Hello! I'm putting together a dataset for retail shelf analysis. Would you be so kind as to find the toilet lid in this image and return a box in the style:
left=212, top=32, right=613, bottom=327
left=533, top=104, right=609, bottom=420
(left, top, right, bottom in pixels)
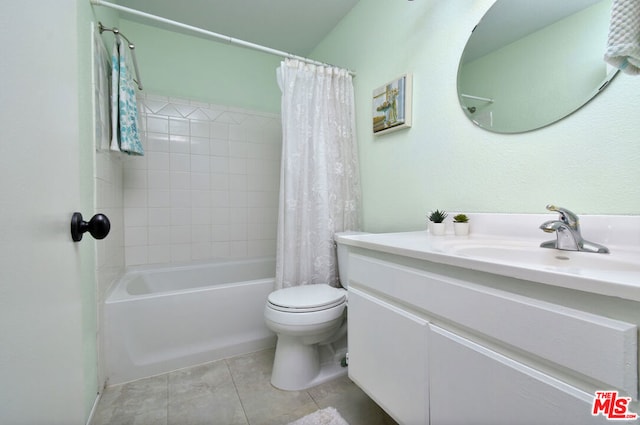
left=268, top=285, right=346, bottom=312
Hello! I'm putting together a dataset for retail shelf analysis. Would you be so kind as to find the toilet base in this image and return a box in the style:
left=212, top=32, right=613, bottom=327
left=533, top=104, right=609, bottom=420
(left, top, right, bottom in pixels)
left=270, top=334, right=348, bottom=391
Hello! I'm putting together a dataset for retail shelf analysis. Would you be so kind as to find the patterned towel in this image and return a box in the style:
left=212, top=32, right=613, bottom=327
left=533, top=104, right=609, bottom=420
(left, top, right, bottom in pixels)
left=604, top=0, right=640, bottom=75
left=110, top=34, right=144, bottom=155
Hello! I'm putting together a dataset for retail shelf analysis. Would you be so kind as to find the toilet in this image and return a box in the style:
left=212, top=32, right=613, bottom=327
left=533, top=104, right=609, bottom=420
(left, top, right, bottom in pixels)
left=264, top=232, right=359, bottom=391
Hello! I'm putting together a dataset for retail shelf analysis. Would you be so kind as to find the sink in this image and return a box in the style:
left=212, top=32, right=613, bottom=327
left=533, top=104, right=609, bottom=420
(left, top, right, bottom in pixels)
left=336, top=222, right=640, bottom=301
left=450, top=242, right=640, bottom=273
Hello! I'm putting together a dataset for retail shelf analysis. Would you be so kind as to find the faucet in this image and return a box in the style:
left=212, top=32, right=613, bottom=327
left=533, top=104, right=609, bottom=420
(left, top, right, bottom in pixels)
left=539, top=205, right=609, bottom=253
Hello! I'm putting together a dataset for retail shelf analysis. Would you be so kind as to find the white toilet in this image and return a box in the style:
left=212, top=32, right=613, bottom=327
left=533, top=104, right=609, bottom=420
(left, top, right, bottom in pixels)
left=264, top=232, right=358, bottom=391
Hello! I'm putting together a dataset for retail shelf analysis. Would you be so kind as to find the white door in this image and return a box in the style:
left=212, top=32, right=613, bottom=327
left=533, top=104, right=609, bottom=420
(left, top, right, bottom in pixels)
left=0, top=1, right=96, bottom=424
left=428, top=325, right=616, bottom=425
left=348, top=287, right=429, bottom=425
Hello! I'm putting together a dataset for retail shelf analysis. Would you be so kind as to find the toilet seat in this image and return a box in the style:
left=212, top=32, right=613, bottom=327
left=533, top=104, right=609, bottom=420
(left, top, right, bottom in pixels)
left=267, top=285, right=346, bottom=313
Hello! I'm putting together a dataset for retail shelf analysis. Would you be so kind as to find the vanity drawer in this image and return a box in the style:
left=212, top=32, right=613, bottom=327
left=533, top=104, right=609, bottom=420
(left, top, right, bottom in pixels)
left=348, top=253, right=638, bottom=397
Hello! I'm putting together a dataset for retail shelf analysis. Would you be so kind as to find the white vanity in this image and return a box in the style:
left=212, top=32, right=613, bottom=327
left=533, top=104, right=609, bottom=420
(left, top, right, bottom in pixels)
left=337, top=213, right=640, bottom=425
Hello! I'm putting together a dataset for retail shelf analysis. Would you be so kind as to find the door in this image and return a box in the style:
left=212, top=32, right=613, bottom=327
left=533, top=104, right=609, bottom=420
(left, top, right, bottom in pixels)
left=429, top=325, right=614, bottom=425
left=348, top=287, right=429, bottom=425
left=0, top=1, right=97, bottom=424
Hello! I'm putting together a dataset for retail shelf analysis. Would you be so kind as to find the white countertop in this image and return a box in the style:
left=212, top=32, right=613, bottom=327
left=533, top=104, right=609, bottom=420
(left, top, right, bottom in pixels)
left=336, top=213, right=640, bottom=302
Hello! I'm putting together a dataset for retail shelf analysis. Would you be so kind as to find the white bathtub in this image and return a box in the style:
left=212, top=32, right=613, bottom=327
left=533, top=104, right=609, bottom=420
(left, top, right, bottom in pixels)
left=103, top=257, right=276, bottom=385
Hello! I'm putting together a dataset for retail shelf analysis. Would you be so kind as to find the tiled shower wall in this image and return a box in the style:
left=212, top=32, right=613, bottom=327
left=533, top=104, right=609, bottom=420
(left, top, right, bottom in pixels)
left=123, top=94, right=282, bottom=266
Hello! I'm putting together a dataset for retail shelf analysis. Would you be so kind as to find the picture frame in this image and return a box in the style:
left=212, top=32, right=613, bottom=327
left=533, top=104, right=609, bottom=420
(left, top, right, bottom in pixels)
left=372, top=73, right=413, bottom=135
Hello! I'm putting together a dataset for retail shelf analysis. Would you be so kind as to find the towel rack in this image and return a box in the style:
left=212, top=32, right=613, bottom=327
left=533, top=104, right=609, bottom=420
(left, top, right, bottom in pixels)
left=460, top=93, right=493, bottom=103
left=98, top=22, right=143, bottom=90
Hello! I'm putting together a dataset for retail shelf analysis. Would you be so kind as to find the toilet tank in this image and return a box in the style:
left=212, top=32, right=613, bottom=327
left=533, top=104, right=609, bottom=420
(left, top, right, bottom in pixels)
left=335, top=231, right=368, bottom=288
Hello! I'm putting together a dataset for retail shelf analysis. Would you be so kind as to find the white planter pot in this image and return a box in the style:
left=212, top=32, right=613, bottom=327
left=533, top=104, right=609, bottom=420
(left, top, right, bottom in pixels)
left=453, top=222, right=470, bottom=236
left=429, top=222, right=446, bottom=236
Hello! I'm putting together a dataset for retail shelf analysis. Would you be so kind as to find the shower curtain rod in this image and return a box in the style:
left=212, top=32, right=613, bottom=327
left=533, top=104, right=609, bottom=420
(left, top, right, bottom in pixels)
left=90, top=0, right=356, bottom=76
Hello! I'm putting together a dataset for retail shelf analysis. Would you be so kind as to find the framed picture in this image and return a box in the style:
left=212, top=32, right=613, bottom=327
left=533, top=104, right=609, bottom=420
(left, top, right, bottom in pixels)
left=372, top=73, right=412, bottom=135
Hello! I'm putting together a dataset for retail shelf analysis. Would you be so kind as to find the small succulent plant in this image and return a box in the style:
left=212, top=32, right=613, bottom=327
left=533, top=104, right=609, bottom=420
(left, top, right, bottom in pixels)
left=428, top=209, right=448, bottom=223
left=453, top=213, right=469, bottom=223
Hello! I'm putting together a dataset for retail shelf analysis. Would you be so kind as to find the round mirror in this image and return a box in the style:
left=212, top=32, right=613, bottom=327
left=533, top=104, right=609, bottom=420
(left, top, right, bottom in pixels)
left=457, top=0, right=618, bottom=134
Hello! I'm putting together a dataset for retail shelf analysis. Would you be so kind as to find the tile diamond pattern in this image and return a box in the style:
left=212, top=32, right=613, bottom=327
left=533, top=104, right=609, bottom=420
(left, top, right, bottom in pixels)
left=124, top=94, right=282, bottom=266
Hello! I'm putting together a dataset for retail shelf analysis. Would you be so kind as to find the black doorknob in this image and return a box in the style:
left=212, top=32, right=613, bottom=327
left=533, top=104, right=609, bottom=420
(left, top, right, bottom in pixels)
left=71, top=212, right=111, bottom=242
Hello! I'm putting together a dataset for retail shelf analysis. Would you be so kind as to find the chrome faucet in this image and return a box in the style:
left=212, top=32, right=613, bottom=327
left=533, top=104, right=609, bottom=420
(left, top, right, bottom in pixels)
left=539, top=205, right=609, bottom=253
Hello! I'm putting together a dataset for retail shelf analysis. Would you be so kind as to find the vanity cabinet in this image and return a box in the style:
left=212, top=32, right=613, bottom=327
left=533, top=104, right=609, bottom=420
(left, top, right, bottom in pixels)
left=346, top=252, right=638, bottom=425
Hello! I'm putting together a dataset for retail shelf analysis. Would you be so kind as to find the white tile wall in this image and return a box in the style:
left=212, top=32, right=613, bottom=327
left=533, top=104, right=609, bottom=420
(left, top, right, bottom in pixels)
left=123, top=94, right=282, bottom=266
left=95, top=152, right=125, bottom=295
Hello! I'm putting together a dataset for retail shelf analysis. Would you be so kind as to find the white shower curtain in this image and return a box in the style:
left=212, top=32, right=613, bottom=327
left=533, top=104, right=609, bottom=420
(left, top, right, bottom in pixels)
left=275, top=59, right=361, bottom=289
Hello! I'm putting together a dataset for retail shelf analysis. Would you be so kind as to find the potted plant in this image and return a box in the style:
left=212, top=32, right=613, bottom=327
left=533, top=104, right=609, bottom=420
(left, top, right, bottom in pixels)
left=427, top=209, right=448, bottom=236
left=453, top=213, right=470, bottom=236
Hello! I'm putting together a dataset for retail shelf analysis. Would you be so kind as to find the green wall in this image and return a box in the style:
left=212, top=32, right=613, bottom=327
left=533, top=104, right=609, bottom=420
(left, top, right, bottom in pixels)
left=119, top=19, right=282, bottom=113
left=311, top=0, right=640, bottom=232
left=80, top=1, right=115, bottom=419
left=102, top=1, right=640, bottom=234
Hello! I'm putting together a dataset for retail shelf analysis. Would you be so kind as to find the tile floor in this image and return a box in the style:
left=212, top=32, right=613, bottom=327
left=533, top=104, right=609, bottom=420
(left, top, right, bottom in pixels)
left=91, top=348, right=398, bottom=425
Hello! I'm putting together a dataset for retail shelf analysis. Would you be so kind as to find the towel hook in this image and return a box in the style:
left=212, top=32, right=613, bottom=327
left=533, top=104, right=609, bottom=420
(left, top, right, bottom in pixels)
left=98, top=22, right=135, bottom=49
left=97, top=21, right=143, bottom=90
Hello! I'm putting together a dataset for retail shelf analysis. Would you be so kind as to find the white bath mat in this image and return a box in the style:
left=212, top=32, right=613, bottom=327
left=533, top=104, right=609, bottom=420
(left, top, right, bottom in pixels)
left=287, top=407, right=350, bottom=425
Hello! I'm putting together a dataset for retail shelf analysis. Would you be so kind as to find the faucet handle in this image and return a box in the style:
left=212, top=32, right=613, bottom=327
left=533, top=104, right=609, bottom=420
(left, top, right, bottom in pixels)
left=546, top=204, right=580, bottom=229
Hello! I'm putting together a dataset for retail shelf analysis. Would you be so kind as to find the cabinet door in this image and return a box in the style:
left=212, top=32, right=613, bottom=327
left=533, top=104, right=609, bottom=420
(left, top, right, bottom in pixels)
left=348, top=287, right=429, bottom=425
left=429, top=325, right=615, bottom=425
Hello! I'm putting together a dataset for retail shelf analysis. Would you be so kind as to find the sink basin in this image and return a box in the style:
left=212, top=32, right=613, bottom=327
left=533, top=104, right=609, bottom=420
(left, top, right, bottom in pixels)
left=450, top=243, right=640, bottom=273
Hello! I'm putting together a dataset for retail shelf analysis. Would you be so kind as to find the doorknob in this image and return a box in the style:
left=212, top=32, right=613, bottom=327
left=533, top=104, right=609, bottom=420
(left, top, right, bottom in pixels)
left=70, top=212, right=111, bottom=242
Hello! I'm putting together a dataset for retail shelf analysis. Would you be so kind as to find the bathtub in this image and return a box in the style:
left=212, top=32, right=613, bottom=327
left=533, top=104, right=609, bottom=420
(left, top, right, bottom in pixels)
left=103, top=257, right=276, bottom=385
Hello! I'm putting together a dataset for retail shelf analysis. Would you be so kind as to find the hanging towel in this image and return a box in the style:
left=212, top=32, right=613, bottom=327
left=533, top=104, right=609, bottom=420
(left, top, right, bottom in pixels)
left=604, top=0, right=640, bottom=75
left=93, top=27, right=111, bottom=151
left=110, top=34, right=144, bottom=155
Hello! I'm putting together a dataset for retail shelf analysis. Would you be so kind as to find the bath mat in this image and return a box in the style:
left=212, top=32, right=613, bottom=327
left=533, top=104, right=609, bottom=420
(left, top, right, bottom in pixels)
left=287, top=407, right=350, bottom=425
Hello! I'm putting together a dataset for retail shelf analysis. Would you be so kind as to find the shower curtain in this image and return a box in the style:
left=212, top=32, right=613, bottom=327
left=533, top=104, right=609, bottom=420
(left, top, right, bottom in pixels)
left=275, top=59, right=361, bottom=289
